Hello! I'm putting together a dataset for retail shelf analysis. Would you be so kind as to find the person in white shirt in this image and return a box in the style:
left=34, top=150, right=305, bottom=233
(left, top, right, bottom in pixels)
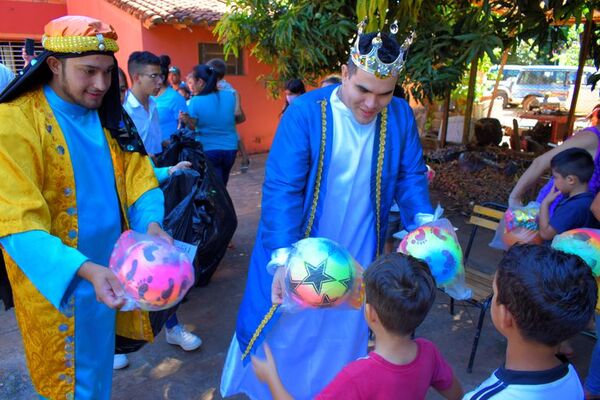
left=123, top=51, right=163, bottom=155
left=115, top=66, right=201, bottom=371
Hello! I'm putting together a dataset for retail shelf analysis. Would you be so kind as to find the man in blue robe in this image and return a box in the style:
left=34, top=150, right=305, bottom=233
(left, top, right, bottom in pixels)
left=221, top=28, right=434, bottom=399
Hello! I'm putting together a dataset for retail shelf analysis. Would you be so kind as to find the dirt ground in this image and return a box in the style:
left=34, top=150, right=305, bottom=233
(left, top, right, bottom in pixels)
left=0, top=153, right=595, bottom=400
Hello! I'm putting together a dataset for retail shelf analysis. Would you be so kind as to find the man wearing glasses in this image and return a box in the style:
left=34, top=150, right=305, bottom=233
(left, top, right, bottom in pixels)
left=124, top=51, right=163, bottom=155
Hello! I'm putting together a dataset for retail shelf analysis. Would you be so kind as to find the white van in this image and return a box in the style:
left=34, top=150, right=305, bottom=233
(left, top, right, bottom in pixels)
left=510, top=65, right=598, bottom=112
left=484, top=65, right=523, bottom=108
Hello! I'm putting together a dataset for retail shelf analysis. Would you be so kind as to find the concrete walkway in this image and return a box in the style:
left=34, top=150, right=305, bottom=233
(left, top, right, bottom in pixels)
left=0, top=153, right=595, bottom=399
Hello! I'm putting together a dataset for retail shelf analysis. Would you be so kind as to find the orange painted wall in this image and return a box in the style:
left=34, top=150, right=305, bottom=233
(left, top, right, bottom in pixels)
left=0, top=1, right=67, bottom=39
left=8, top=0, right=282, bottom=153
left=66, top=0, right=143, bottom=76
left=140, top=25, right=281, bottom=153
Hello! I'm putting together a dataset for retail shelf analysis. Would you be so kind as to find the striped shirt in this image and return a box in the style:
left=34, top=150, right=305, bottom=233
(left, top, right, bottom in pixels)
left=464, top=363, right=582, bottom=400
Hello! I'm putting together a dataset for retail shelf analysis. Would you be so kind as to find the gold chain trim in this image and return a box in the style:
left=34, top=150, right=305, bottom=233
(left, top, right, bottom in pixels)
left=375, top=109, right=387, bottom=257
left=241, top=303, right=279, bottom=361
left=304, top=99, right=328, bottom=238
left=242, top=99, right=329, bottom=361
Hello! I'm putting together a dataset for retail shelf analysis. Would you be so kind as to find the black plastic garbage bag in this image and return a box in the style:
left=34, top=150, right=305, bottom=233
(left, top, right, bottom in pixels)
left=157, top=129, right=205, bottom=172
left=157, top=128, right=237, bottom=286
left=0, top=252, right=13, bottom=310
left=160, top=168, right=238, bottom=287
left=116, top=131, right=237, bottom=352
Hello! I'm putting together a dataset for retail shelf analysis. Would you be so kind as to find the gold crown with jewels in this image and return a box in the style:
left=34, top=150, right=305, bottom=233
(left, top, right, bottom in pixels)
left=350, top=19, right=414, bottom=79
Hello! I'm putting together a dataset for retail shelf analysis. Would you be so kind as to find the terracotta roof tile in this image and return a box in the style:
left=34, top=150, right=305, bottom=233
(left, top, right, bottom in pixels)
left=105, top=0, right=226, bottom=27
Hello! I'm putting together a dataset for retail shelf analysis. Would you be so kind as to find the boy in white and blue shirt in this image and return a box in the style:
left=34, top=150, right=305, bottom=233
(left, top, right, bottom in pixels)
left=464, top=244, right=597, bottom=400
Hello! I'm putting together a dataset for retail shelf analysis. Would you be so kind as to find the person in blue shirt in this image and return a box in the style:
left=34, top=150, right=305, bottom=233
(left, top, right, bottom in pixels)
left=539, top=147, right=600, bottom=242
left=181, top=64, right=243, bottom=186
left=207, top=58, right=250, bottom=172
left=154, top=55, right=187, bottom=144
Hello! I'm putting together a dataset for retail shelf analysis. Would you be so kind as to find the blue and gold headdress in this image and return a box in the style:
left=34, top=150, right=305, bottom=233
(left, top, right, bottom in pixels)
left=350, top=19, right=414, bottom=79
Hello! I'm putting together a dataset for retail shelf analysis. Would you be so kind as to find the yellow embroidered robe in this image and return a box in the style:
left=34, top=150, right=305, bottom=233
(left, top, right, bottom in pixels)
left=0, top=87, right=157, bottom=398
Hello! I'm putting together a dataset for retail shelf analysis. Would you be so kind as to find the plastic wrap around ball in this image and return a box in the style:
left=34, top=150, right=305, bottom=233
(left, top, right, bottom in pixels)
left=398, top=226, right=463, bottom=286
left=285, top=238, right=358, bottom=308
left=502, top=228, right=543, bottom=247
left=551, top=228, right=600, bottom=277
left=426, top=165, right=435, bottom=184
left=109, top=230, right=194, bottom=311
left=502, top=206, right=542, bottom=247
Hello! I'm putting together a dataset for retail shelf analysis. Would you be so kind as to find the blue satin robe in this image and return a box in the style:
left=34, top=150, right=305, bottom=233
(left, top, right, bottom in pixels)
left=220, top=84, right=433, bottom=399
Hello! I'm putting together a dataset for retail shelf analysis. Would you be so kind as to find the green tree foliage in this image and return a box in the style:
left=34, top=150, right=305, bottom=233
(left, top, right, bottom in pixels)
left=215, top=0, right=600, bottom=97
left=214, top=0, right=356, bottom=96
left=496, top=1, right=600, bottom=86
left=397, top=1, right=503, bottom=103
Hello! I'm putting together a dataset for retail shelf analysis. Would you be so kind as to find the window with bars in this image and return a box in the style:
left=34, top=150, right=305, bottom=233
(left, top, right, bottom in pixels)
left=0, top=40, right=43, bottom=73
left=198, top=43, right=244, bottom=76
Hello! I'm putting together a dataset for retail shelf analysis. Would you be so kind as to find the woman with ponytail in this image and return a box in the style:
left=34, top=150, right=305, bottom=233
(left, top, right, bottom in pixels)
left=182, top=64, right=241, bottom=186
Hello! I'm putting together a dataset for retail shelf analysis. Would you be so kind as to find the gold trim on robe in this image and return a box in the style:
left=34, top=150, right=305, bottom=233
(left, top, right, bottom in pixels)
left=0, top=87, right=157, bottom=398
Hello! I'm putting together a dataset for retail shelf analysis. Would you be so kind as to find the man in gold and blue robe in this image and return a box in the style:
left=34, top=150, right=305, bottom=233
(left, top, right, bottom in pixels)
left=0, top=15, right=170, bottom=399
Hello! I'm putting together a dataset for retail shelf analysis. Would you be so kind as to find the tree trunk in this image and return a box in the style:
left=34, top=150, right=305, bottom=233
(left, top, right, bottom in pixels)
left=487, top=48, right=510, bottom=118
left=566, top=12, right=593, bottom=137
left=462, top=55, right=479, bottom=145
left=440, top=87, right=451, bottom=148
left=512, top=118, right=521, bottom=152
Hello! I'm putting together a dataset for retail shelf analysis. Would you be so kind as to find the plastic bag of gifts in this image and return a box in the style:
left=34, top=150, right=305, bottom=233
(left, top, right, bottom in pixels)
left=268, top=237, right=365, bottom=311
left=109, top=230, right=195, bottom=312
left=551, top=228, right=600, bottom=277
left=398, top=218, right=471, bottom=300
left=490, top=202, right=543, bottom=251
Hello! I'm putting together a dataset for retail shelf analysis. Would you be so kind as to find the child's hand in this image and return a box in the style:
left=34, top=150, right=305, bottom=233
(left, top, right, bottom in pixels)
left=544, top=184, right=561, bottom=204
left=251, top=343, right=278, bottom=384
left=271, top=267, right=286, bottom=304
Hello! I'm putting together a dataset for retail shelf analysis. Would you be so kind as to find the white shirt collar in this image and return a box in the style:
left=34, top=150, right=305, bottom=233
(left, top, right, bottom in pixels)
left=125, top=89, right=156, bottom=112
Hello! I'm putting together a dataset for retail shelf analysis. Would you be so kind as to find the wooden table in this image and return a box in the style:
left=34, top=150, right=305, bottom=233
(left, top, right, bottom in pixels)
left=518, top=112, right=569, bottom=144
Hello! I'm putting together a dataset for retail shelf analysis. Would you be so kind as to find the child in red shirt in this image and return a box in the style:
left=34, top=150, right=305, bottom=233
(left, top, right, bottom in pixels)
left=252, top=253, right=463, bottom=400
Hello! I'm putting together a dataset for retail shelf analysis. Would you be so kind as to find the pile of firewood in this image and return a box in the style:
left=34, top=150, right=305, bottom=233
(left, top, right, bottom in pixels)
left=425, top=145, right=535, bottom=214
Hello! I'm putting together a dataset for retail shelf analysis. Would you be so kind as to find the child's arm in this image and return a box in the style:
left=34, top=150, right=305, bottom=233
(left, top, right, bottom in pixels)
left=436, top=375, right=463, bottom=400
left=251, top=343, right=293, bottom=400
left=592, top=192, right=600, bottom=221
left=539, top=185, right=561, bottom=241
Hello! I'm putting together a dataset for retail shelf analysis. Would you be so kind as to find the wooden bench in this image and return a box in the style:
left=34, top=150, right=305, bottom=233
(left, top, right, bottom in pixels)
left=464, top=268, right=495, bottom=303
left=449, top=202, right=506, bottom=373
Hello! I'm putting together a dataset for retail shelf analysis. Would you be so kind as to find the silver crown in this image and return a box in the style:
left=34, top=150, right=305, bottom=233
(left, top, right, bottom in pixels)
left=350, top=19, right=414, bottom=79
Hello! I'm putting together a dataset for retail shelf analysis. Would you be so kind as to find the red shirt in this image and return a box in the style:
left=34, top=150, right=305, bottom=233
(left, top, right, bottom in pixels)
left=316, top=338, right=454, bottom=400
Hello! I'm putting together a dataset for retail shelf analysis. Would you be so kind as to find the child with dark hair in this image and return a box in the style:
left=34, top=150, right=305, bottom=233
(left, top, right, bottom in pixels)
left=251, top=253, right=463, bottom=400
left=465, top=244, right=597, bottom=399
left=539, top=147, right=599, bottom=241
